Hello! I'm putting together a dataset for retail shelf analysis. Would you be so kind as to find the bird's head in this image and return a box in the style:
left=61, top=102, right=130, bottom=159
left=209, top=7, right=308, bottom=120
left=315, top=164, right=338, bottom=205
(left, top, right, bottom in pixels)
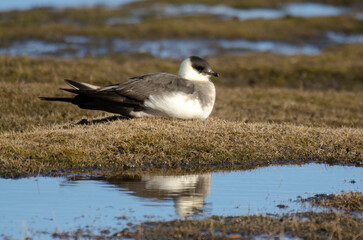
left=178, top=56, right=219, bottom=81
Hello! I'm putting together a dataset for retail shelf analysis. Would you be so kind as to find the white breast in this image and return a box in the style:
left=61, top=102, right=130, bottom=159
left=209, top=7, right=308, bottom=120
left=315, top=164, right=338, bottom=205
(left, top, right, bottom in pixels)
left=144, top=90, right=215, bottom=120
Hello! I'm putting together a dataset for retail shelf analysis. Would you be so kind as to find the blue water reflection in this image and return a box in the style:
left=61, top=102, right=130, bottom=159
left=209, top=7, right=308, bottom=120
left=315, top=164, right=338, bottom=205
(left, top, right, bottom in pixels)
left=283, top=3, right=347, bottom=17
left=2, top=31, right=363, bottom=59
left=0, top=164, right=361, bottom=239
left=0, top=0, right=137, bottom=11
left=0, top=38, right=324, bottom=59
left=326, top=31, right=363, bottom=44
left=157, top=3, right=348, bottom=20
left=0, top=1, right=356, bottom=21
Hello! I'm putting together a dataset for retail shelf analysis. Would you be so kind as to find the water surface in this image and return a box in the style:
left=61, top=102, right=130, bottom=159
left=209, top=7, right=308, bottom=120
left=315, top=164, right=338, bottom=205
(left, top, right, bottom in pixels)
left=112, top=38, right=320, bottom=58
left=2, top=32, right=363, bottom=59
left=1, top=38, right=320, bottom=59
left=326, top=31, right=363, bottom=44
left=0, top=164, right=361, bottom=239
left=0, top=0, right=137, bottom=11
left=155, top=3, right=349, bottom=20
left=112, top=2, right=360, bottom=25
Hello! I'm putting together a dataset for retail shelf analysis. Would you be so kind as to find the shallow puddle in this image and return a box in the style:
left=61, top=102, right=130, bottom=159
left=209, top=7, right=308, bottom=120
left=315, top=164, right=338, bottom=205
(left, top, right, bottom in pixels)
left=3, top=32, right=363, bottom=59
left=155, top=3, right=349, bottom=20
left=0, top=163, right=361, bottom=239
left=0, top=0, right=138, bottom=11
left=1, top=38, right=323, bottom=59
left=112, top=38, right=324, bottom=57
left=108, top=2, right=358, bottom=27
left=326, top=31, right=363, bottom=44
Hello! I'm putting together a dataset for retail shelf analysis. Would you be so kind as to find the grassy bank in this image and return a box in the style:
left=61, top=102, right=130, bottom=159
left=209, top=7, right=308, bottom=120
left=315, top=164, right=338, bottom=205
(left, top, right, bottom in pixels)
left=0, top=118, right=362, bottom=177
left=53, top=212, right=362, bottom=239
left=51, top=191, right=363, bottom=239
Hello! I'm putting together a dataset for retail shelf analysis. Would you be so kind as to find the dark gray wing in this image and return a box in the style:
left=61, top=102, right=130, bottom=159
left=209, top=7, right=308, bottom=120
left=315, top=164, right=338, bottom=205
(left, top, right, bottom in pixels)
left=97, top=73, right=195, bottom=102
left=43, top=74, right=196, bottom=117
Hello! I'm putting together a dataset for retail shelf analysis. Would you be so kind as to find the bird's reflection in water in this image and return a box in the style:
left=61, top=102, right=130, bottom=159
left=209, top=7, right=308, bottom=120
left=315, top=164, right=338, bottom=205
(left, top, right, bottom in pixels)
left=70, top=173, right=211, bottom=217
left=140, top=174, right=211, bottom=216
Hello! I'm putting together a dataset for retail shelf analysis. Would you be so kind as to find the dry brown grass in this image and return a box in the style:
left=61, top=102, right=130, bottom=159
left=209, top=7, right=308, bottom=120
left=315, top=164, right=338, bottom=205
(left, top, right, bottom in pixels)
left=0, top=44, right=362, bottom=133
left=53, top=212, right=363, bottom=239
left=0, top=6, right=362, bottom=42
left=1, top=82, right=362, bottom=132
left=216, top=88, right=363, bottom=128
left=1, top=43, right=362, bottom=89
left=0, top=118, right=362, bottom=177
left=302, top=191, right=363, bottom=211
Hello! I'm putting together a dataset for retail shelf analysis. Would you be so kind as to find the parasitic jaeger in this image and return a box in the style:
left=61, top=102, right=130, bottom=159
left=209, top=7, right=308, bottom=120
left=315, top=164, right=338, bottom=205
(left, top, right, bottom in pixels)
left=41, top=56, right=219, bottom=120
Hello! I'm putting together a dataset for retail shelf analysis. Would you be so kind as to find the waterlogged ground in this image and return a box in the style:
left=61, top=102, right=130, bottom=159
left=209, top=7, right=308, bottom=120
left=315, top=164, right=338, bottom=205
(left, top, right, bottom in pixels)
left=146, top=2, right=352, bottom=20
left=0, top=0, right=362, bottom=58
left=2, top=32, right=363, bottom=59
left=0, top=164, right=362, bottom=239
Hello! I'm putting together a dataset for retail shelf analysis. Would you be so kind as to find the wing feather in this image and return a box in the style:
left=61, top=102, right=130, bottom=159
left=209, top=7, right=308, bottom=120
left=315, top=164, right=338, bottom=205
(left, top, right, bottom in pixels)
left=97, top=73, right=195, bottom=102
left=61, top=73, right=195, bottom=106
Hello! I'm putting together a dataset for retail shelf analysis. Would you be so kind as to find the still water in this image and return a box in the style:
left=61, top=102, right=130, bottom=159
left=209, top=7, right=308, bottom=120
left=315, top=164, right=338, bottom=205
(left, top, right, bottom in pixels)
left=0, top=164, right=362, bottom=239
left=157, top=3, right=348, bottom=20
left=2, top=32, right=363, bottom=59
left=0, top=37, right=323, bottom=59
left=0, top=0, right=138, bottom=11
left=0, top=1, right=351, bottom=20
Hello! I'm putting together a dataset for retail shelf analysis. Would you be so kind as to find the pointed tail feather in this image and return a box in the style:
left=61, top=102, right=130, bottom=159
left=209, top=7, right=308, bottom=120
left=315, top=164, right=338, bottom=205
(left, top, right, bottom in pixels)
left=64, top=79, right=100, bottom=90
left=60, top=88, right=82, bottom=94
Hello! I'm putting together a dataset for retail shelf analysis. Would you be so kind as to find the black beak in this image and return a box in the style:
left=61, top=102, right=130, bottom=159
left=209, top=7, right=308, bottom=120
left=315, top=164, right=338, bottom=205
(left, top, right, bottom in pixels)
left=207, top=71, right=219, bottom=77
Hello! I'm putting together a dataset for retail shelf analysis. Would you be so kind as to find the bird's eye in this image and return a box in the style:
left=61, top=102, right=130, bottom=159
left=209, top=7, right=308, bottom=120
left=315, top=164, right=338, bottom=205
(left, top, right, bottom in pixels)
left=194, top=66, right=204, bottom=73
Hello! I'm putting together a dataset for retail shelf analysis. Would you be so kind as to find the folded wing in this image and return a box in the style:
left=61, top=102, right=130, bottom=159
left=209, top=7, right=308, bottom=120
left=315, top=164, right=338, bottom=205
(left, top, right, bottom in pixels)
left=42, top=73, right=195, bottom=117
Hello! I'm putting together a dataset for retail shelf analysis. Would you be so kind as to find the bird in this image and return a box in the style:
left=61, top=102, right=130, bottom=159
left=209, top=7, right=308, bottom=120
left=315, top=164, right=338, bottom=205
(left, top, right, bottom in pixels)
left=41, top=56, right=219, bottom=120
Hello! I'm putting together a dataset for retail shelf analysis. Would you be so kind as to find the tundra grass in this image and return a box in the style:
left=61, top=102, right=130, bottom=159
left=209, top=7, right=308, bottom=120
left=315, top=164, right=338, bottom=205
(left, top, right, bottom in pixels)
left=0, top=118, right=362, bottom=177
left=52, top=212, right=363, bottom=239
left=1, top=82, right=362, bottom=132
left=0, top=46, right=362, bottom=177
left=301, top=191, right=363, bottom=211
left=125, top=0, right=363, bottom=10
left=0, top=9, right=362, bottom=42
left=0, top=44, right=362, bottom=132
left=1, top=44, right=362, bottom=89
left=151, top=0, right=363, bottom=8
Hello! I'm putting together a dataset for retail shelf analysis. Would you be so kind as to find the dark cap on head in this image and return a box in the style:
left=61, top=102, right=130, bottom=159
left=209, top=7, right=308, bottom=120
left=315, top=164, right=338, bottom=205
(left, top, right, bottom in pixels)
left=190, top=56, right=219, bottom=77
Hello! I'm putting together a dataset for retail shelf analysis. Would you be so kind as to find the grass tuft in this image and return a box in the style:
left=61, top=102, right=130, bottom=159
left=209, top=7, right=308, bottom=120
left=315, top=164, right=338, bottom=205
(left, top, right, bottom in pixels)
left=302, top=191, right=363, bottom=211
left=52, top=212, right=363, bottom=239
